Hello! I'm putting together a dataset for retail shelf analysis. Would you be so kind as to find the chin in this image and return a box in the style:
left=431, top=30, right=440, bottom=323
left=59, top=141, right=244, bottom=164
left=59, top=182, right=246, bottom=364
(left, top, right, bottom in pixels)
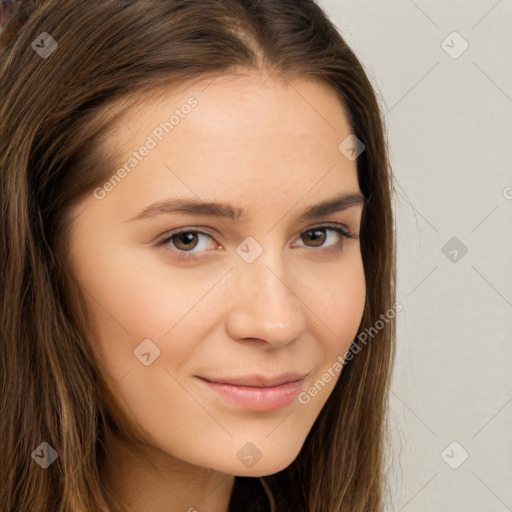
left=229, top=446, right=302, bottom=478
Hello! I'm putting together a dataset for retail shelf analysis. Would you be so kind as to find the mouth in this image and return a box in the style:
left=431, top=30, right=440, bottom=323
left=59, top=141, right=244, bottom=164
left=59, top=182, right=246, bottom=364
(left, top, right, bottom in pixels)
left=196, top=373, right=308, bottom=412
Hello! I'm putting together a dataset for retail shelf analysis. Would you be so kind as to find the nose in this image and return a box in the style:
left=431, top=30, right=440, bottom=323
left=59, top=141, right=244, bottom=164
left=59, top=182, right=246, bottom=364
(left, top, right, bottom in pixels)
left=224, top=245, right=307, bottom=347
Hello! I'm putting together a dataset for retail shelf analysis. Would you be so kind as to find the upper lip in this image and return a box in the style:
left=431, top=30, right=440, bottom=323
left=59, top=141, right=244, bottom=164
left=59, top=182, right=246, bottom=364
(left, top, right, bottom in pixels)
left=199, top=372, right=308, bottom=388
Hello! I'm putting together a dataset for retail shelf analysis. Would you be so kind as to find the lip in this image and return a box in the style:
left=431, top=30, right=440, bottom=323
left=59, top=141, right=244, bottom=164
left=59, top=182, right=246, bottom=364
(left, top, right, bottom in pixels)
left=201, top=372, right=308, bottom=388
left=197, top=373, right=308, bottom=412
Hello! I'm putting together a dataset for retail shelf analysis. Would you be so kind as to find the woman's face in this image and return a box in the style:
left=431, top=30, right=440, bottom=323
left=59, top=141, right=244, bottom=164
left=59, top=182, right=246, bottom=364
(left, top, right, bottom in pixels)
left=66, top=72, right=366, bottom=477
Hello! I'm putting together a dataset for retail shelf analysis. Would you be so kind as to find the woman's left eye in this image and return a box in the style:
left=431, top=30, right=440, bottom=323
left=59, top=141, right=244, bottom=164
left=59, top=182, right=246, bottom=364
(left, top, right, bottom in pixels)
left=158, top=224, right=353, bottom=261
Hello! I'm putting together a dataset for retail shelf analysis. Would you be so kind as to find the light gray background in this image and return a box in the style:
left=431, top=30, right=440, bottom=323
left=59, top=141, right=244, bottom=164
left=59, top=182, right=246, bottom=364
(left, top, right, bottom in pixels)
left=317, top=1, right=512, bottom=510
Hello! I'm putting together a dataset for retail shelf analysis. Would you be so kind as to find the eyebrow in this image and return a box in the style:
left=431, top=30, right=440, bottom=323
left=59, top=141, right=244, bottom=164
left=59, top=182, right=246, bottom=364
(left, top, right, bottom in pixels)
left=126, top=192, right=366, bottom=224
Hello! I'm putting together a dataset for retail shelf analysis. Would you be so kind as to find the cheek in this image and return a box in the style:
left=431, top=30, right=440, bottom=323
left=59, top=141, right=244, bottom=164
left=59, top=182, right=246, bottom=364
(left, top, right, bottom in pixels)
left=67, top=243, right=217, bottom=386
left=69, top=224, right=365, bottom=380
left=300, top=253, right=366, bottom=352
left=294, top=257, right=365, bottom=412
left=333, top=269, right=366, bottom=347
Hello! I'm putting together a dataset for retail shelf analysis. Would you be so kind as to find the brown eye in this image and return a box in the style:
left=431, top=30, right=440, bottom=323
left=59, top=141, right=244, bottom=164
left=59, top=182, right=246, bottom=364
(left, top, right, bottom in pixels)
left=161, top=230, right=217, bottom=257
left=296, top=225, right=351, bottom=249
left=301, top=228, right=328, bottom=247
left=158, top=224, right=352, bottom=264
left=172, top=232, right=200, bottom=251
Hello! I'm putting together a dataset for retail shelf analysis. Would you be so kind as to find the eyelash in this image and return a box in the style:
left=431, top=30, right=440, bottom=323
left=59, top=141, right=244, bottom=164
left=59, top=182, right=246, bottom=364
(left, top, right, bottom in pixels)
left=157, top=223, right=354, bottom=262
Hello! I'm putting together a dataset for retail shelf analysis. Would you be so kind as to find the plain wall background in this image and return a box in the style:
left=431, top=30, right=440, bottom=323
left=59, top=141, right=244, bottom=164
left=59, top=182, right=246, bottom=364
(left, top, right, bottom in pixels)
left=317, top=1, right=512, bottom=510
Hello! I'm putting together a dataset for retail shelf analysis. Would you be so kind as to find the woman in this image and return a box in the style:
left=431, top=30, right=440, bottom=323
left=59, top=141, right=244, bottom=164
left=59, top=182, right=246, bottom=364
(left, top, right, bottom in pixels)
left=0, top=1, right=397, bottom=510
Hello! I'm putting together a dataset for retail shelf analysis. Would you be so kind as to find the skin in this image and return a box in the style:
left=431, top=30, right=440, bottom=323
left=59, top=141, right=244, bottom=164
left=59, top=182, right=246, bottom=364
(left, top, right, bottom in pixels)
left=65, top=71, right=367, bottom=512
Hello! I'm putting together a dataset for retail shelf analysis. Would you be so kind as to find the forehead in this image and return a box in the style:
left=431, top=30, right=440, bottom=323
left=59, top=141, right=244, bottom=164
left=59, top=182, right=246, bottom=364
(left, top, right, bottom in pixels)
left=109, top=71, right=353, bottom=152
left=96, top=73, right=360, bottom=215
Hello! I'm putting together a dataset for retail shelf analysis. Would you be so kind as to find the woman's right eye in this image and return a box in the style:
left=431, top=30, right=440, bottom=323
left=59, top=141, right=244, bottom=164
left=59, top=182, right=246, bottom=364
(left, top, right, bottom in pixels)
left=159, top=230, right=219, bottom=261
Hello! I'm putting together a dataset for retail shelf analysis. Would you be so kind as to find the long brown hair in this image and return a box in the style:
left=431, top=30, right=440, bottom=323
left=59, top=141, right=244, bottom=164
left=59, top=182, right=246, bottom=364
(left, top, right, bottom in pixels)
left=0, top=1, right=397, bottom=510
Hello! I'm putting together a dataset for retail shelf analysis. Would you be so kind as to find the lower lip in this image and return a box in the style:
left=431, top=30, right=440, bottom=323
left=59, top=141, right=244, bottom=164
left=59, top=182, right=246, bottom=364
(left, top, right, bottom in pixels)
left=198, top=377, right=305, bottom=411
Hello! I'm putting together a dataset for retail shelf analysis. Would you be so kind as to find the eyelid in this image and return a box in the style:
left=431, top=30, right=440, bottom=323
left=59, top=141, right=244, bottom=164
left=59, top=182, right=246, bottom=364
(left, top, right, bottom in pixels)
left=156, top=222, right=355, bottom=261
left=156, top=222, right=353, bottom=242
left=155, top=225, right=218, bottom=246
